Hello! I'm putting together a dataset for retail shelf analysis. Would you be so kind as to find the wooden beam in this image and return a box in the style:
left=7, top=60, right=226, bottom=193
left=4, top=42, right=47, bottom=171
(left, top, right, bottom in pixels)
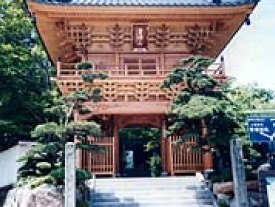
left=81, top=101, right=170, bottom=116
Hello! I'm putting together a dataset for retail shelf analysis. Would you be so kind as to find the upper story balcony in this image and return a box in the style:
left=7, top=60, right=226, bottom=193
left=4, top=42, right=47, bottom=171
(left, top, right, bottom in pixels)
left=55, top=57, right=228, bottom=115
left=56, top=59, right=227, bottom=103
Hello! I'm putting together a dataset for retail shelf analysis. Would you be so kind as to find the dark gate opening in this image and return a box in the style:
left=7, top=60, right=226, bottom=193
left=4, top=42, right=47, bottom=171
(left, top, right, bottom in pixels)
left=119, top=127, right=161, bottom=177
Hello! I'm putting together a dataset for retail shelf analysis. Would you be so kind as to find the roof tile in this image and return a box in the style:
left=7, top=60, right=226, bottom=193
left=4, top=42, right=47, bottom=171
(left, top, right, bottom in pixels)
left=32, top=0, right=259, bottom=6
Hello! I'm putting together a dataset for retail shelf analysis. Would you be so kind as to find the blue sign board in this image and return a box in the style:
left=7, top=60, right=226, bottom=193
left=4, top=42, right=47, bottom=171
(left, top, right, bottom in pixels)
left=247, top=116, right=275, bottom=142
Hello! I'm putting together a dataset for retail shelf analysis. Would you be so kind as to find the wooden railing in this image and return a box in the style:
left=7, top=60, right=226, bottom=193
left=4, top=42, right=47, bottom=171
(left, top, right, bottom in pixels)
left=167, top=136, right=203, bottom=175
left=81, top=137, right=115, bottom=176
left=56, top=62, right=227, bottom=80
left=57, top=63, right=171, bottom=78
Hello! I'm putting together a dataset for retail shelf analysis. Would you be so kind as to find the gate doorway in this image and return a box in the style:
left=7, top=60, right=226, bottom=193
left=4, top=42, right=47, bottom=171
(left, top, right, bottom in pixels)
left=119, top=127, right=161, bottom=177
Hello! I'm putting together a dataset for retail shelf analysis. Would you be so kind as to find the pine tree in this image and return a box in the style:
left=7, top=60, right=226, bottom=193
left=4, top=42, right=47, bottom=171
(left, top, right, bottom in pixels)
left=162, top=56, right=240, bottom=170
left=17, top=63, right=107, bottom=188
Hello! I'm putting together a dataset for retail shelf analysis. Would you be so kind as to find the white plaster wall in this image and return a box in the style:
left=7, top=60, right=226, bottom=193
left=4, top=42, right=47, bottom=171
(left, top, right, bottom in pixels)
left=0, top=142, right=34, bottom=187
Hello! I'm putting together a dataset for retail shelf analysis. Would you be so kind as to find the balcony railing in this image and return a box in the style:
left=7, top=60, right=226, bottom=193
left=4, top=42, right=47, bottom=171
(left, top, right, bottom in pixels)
left=56, top=62, right=227, bottom=80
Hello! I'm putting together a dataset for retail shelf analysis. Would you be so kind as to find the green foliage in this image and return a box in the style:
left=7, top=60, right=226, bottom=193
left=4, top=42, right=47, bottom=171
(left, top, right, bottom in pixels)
left=217, top=199, right=228, bottom=207
left=120, top=128, right=160, bottom=141
left=50, top=168, right=65, bottom=185
left=29, top=176, right=55, bottom=189
left=31, top=122, right=64, bottom=143
left=164, top=56, right=275, bottom=177
left=226, top=84, right=274, bottom=139
left=162, top=56, right=216, bottom=90
left=0, top=0, right=53, bottom=151
left=17, top=143, right=62, bottom=178
left=2, top=0, right=105, bottom=189
left=66, top=121, right=101, bottom=141
left=147, top=154, right=162, bottom=177
left=18, top=115, right=102, bottom=187
left=226, top=83, right=274, bottom=110
left=82, top=71, right=108, bottom=84
left=76, top=201, right=90, bottom=207
left=17, top=175, right=55, bottom=189
left=36, top=162, right=52, bottom=170
left=76, top=62, right=93, bottom=70
left=209, top=168, right=232, bottom=183
left=226, top=84, right=274, bottom=176
left=50, top=168, right=91, bottom=186
left=17, top=61, right=106, bottom=188
left=163, top=57, right=239, bottom=160
left=75, top=168, right=92, bottom=185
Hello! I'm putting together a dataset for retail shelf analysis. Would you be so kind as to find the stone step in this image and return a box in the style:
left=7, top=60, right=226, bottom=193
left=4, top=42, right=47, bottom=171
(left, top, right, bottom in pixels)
left=94, top=190, right=209, bottom=196
left=92, top=201, right=213, bottom=207
left=95, top=177, right=198, bottom=184
left=92, top=192, right=212, bottom=200
left=95, top=183, right=201, bottom=188
left=93, top=204, right=213, bottom=207
left=95, top=185, right=205, bottom=191
left=90, top=176, right=213, bottom=207
left=93, top=196, right=212, bottom=203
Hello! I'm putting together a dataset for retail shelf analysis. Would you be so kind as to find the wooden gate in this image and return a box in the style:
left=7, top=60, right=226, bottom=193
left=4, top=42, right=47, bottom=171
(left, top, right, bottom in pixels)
left=81, top=137, right=115, bottom=176
left=167, top=136, right=203, bottom=175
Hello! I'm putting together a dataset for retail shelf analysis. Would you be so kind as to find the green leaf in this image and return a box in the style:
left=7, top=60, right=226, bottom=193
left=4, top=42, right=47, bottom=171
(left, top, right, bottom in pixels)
left=36, top=162, right=52, bottom=169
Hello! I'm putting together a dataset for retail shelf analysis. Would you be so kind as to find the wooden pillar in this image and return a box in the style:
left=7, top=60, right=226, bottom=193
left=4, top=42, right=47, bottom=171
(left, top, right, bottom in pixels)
left=161, top=138, right=167, bottom=172
left=203, top=147, right=213, bottom=169
left=161, top=118, right=168, bottom=174
left=168, top=136, right=174, bottom=176
left=56, top=61, right=61, bottom=78
left=160, top=52, right=165, bottom=76
left=115, top=52, right=119, bottom=76
left=114, top=115, right=120, bottom=176
left=201, top=119, right=213, bottom=170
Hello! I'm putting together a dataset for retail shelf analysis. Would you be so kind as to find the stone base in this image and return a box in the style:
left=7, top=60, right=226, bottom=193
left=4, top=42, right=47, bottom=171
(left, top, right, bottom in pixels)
left=258, top=165, right=275, bottom=207
left=161, top=171, right=168, bottom=177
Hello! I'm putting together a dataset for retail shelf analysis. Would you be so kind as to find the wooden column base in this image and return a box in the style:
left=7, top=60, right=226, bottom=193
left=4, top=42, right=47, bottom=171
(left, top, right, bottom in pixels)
left=203, top=150, right=213, bottom=170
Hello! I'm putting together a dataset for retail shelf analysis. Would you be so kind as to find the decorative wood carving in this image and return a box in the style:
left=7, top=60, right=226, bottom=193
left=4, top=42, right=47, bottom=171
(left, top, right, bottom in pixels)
left=55, top=20, right=226, bottom=56
left=185, top=21, right=224, bottom=54
left=56, top=21, right=93, bottom=62
left=155, top=24, right=171, bottom=49
left=56, top=21, right=77, bottom=62
left=109, top=24, right=125, bottom=50
left=67, top=23, right=92, bottom=51
left=66, top=23, right=92, bottom=61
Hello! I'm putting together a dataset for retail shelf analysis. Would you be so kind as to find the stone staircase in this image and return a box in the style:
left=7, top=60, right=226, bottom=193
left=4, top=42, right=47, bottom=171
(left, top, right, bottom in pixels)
left=89, top=176, right=214, bottom=207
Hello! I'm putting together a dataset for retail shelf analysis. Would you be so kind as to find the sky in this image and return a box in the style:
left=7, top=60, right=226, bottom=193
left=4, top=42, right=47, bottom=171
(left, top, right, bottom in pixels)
left=221, top=0, right=275, bottom=90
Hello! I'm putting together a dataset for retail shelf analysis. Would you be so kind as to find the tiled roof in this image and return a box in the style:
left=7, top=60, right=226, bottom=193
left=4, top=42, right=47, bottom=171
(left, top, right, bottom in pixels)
left=32, top=0, right=259, bottom=7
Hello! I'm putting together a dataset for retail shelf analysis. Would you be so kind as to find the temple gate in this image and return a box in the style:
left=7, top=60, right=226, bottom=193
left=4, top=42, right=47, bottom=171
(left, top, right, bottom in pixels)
left=26, top=0, right=258, bottom=176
